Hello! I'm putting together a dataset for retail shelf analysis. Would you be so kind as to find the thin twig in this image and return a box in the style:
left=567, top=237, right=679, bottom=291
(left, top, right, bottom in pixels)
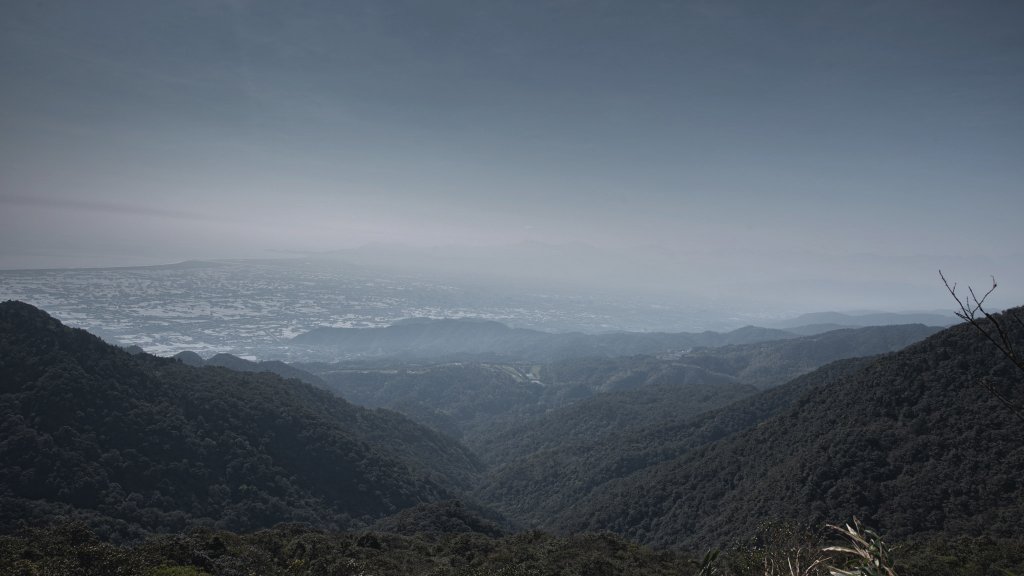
left=940, top=271, right=1024, bottom=423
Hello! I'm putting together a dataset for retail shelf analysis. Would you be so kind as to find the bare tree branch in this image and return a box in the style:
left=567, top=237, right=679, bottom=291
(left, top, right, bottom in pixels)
left=940, top=271, right=1024, bottom=424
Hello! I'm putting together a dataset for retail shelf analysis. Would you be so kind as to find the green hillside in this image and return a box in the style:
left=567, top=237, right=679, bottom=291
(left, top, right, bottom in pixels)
left=0, top=301, right=482, bottom=540
left=552, top=308, right=1024, bottom=550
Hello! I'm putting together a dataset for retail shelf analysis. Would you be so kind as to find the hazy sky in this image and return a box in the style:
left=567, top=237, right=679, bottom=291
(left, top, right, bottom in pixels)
left=1, top=1, right=1022, bottom=308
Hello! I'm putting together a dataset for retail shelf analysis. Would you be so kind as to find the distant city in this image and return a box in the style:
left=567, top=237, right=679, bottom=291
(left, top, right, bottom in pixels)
left=0, top=258, right=773, bottom=360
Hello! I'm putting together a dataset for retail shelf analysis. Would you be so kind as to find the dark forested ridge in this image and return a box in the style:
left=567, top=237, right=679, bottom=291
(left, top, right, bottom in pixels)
left=551, top=307, right=1024, bottom=550
left=472, top=358, right=875, bottom=528
left=471, top=379, right=760, bottom=525
left=0, top=301, right=482, bottom=539
left=4, top=298, right=1024, bottom=573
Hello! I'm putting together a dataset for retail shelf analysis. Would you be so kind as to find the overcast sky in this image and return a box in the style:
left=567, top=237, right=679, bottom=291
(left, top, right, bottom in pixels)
left=1, top=1, right=1022, bottom=309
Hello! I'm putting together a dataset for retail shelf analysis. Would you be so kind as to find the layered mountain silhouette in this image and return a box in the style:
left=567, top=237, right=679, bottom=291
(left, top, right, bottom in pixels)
left=4, top=297, right=1022, bottom=558
left=770, top=311, right=957, bottom=331
left=311, top=323, right=940, bottom=441
left=546, top=308, right=1024, bottom=549
left=173, top=350, right=326, bottom=387
left=469, top=325, right=941, bottom=528
left=291, top=317, right=798, bottom=361
left=0, top=301, right=482, bottom=540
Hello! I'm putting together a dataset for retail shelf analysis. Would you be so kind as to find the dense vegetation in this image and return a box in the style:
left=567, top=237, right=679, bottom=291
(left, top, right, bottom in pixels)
left=2, top=521, right=1023, bottom=576
left=0, top=301, right=481, bottom=540
left=3, top=299, right=1023, bottom=573
left=473, top=359, right=873, bottom=528
left=551, top=309, right=1024, bottom=550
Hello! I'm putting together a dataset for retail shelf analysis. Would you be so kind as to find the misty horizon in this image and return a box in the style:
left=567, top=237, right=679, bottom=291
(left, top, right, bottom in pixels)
left=2, top=1, right=1023, bottom=315
left=0, top=239, right=1013, bottom=328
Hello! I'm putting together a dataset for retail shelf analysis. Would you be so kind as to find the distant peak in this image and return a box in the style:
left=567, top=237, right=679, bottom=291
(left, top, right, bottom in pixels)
left=391, top=317, right=504, bottom=327
left=173, top=351, right=205, bottom=366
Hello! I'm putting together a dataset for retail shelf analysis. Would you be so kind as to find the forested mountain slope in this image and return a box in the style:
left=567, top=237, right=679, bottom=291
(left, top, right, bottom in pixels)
left=473, top=358, right=872, bottom=527
left=551, top=309, right=1024, bottom=549
left=0, top=301, right=482, bottom=540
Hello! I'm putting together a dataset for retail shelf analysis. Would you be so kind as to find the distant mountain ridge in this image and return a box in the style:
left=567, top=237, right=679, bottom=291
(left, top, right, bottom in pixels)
left=172, top=351, right=326, bottom=387
left=772, top=311, right=957, bottom=332
left=292, top=317, right=798, bottom=361
left=678, top=323, right=944, bottom=388
left=307, top=319, right=937, bottom=446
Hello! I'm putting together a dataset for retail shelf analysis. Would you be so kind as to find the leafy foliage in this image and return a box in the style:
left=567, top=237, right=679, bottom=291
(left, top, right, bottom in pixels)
left=0, top=522, right=701, bottom=576
left=824, top=518, right=896, bottom=576
left=2, top=522, right=1023, bottom=576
